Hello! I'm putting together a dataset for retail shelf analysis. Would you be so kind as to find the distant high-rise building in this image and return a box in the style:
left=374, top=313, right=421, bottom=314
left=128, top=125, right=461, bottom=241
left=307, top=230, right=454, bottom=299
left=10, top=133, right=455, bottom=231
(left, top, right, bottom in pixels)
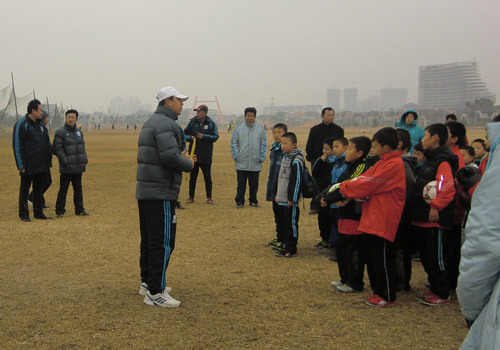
left=380, top=88, right=408, bottom=110
left=326, top=88, right=341, bottom=110
left=418, top=62, right=495, bottom=110
left=108, top=96, right=151, bottom=115
left=343, top=88, right=358, bottom=112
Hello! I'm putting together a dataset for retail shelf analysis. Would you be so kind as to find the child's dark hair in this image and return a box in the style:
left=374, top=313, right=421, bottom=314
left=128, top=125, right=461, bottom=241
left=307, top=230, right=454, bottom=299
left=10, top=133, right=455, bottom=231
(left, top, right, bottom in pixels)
left=272, top=123, right=287, bottom=133
left=349, top=136, right=372, bottom=159
left=425, top=123, right=448, bottom=146
left=372, top=127, right=399, bottom=150
left=471, top=139, right=485, bottom=148
left=413, top=142, right=424, bottom=152
left=333, top=136, right=349, bottom=147
left=323, top=136, right=335, bottom=147
left=446, top=121, right=466, bottom=147
left=282, top=132, right=297, bottom=144
left=244, top=107, right=257, bottom=116
left=395, top=128, right=411, bottom=152
left=460, top=146, right=475, bottom=158
left=446, top=113, right=457, bottom=122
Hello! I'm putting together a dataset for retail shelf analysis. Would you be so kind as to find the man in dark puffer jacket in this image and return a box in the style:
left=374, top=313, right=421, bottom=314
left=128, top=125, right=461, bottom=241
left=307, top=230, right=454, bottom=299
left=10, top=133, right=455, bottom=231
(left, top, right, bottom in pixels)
left=52, top=109, right=89, bottom=218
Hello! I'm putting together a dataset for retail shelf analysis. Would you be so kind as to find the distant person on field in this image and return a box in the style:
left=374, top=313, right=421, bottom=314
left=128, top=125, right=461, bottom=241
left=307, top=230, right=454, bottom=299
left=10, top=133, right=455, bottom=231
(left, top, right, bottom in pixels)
left=305, top=107, right=344, bottom=214
left=184, top=105, right=219, bottom=204
left=266, top=123, right=287, bottom=250
left=28, top=111, right=52, bottom=209
left=394, top=110, right=424, bottom=152
left=274, top=132, right=305, bottom=258
left=52, top=109, right=89, bottom=218
left=445, top=114, right=457, bottom=123
left=12, top=99, right=53, bottom=221
left=136, top=86, right=195, bottom=308
left=230, top=107, right=267, bottom=208
left=457, top=116, right=500, bottom=349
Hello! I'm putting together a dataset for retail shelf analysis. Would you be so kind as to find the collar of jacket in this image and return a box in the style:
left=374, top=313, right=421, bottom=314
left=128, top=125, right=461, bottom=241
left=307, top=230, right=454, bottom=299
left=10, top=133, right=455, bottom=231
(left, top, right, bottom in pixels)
left=245, top=122, right=255, bottom=128
left=191, top=115, right=211, bottom=124
left=346, top=157, right=365, bottom=168
left=284, top=148, right=300, bottom=158
left=331, top=153, right=345, bottom=163
left=155, top=105, right=178, bottom=121
left=64, top=123, right=76, bottom=131
left=321, top=122, right=337, bottom=128
left=271, top=141, right=281, bottom=150
left=24, top=114, right=39, bottom=125
left=326, top=155, right=336, bottom=163
left=380, top=151, right=404, bottom=161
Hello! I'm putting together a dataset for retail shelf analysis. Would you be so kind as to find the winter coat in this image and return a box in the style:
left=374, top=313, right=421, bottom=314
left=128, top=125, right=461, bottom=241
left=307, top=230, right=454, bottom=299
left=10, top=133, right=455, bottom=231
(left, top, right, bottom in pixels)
left=184, top=116, right=219, bottom=164
left=52, top=123, right=88, bottom=174
left=305, top=122, right=344, bottom=163
left=136, top=105, right=193, bottom=201
left=276, top=149, right=304, bottom=204
left=311, top=155, right=335, bottom=191
left=230, top=122, right=267, bottom=171
left=12, top=115, right=52, bottom=175
left=394, top=110, right=424, bottom=152
left=457, top=121, right=500, bottom=349
left=266, top=142, right=284, bottom=201
left=340, top=151, right=406, bottom=242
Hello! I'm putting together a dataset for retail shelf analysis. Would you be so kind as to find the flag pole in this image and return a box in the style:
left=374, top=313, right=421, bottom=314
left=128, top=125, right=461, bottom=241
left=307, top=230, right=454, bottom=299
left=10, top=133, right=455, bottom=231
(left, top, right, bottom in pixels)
left=11, top=72, right=19, bottom=121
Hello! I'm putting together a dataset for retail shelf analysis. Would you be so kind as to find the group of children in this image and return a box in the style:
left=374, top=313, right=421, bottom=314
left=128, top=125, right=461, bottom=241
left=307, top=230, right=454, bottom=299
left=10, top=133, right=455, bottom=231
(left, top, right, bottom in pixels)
left=265, top=119, right=488, bottom=308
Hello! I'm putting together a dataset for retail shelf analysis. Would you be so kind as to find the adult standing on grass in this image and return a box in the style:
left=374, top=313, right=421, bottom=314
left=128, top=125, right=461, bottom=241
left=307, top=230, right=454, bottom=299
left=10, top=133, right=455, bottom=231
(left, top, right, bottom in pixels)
left=52, top=109, right=89, bottom=218
left=136, top=86, right=195, bottom=308
left=12, top=99, right=53, bottom=222
left=184, top=104, right=219, bottom=204
left=305, top=107, right=344, bottom=214
left=230, top=107, right=267, bottom=208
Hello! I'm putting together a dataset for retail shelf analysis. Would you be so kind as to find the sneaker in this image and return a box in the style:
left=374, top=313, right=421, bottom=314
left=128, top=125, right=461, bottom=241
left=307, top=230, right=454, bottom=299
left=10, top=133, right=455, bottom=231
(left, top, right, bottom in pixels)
left=185, top=198, right=194, bottom=204
left=337, top=284, right=355, bottom=293
left=144, top=290, right=180, bottom=308
left=415, top=291, right=434, bottom=301
left=275, top=251, right=296, bottom=258
left=419, top=293, right=451, bottom=306
left=56, top=214, right=64, bottom=218
left=139, top=283, right=171, bottom=296
left=235, top=204, right=244, bottom=209
left=21, top=217, right=31, bottom=222
left=34, top=215, right=52, bottom=220
left=76, top=211, right=89, bottom=216
left=271, top=242, right=284, bottom=250
left=364, top=294, right=396, bottom=307
left=308, top=210, right=318, bottom=215
left=28, top=199, right=33, bottom=206
left=331, top=280, right=344, bottom=288
left=314, top=240, right=326, bottom=248
left=249, top=202, right=260, bottom=207
left=206, top=198, right=215, bottom=204
left=266, top=238, right=278, bottom=247
left=175, top=202, right=185, bottom=210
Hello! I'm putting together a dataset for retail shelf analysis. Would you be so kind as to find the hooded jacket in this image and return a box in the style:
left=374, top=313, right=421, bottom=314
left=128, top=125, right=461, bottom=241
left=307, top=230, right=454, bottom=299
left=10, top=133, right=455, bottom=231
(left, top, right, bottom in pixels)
left=52, top=123, right=88, bottom=174
left=184, top=115, right=219, bottom=164
left=276, top=149, right=304, bottom=204
left=395, top=110, right=424, bottom=152
left=136, top=105, right=193, bottom=201
left=12, top=115, right=52, bottom=175
left=266, top=141, right=284, bottom=201
left=457, top=121, right=500, bottom=349
left=230, top=121, right=267, bottom=171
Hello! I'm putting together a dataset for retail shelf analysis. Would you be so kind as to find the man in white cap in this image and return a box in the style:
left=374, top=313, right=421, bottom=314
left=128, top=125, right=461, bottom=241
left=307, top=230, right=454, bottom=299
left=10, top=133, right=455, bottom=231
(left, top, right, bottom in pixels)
left=136, top=86, right=195, bottom=308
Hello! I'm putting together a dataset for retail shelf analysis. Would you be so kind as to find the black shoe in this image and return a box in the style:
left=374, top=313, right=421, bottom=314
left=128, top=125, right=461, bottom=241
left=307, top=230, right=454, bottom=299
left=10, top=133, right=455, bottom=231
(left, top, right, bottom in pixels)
left=276, top=250, right=297, bottom=258
left=76, top=211, right=89, bottom=216
left=235, top=204, right=244, bottom=209
left=176, top=202, right=185, bottom=210
left=308, top=210, right=318, bottom=215
left=34, top=215, right=52, bottom=220
left=21, top=217, right=31, bottom=222
left=56, top=214, right=64, bottom=218
left=43, top=205, right=50, bottom=209
left=249, top=202, right=260, bottom=207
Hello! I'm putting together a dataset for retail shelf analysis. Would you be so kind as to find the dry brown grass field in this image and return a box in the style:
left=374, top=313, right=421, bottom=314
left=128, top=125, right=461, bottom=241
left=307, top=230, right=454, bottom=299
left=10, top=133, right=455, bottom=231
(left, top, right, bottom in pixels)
left=0, top=125, right=486, bottom=349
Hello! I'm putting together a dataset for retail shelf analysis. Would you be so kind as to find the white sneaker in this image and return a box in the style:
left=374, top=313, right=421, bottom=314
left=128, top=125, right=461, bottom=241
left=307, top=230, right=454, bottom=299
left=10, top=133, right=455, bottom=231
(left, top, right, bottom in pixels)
left=139, top=283, right=171, bottom=296
left=144, top=290, right=181, bottom=308
left=337, top=284, right=354, bottom=293
left=331, top=280, right=344, bottom=288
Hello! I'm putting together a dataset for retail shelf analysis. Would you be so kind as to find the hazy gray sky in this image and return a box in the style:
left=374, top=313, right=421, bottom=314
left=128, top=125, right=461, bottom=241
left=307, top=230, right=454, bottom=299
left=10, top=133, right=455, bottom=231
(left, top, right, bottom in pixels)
left=2, top=0, right=498, bottom=114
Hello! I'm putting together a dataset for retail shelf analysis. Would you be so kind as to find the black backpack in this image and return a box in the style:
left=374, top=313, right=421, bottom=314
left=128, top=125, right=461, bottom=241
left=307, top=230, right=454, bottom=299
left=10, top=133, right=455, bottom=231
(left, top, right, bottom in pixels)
left=291, top=153, right=316, bottom=198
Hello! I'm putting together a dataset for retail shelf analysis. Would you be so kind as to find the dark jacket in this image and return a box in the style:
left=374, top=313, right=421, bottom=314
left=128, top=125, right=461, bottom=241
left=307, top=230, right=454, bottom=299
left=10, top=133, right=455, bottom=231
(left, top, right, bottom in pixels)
left=136, top=105, right=193, bottom=201
left=12, top=115, right=52, bottom=175
left=184, top=116, right=219, bottom=164
left=305, top=122, right=344, bottom=163
left=276, top=149, right=304, bottom=204
left=400, top=156, right=417, bottom=223
left=311, top=155, right=335, bottom=191
left=411, top=146, right=458, bottom=228
left=52, top=123, right=88, bottom=174
left=266, top=141, right=284, bottom=201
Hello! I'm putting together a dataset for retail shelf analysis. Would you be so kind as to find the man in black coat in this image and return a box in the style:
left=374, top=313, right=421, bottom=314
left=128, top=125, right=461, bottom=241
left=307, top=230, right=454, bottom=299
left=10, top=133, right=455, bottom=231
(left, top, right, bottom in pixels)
left=52, top=109, right=89, bottom=218
left=12, top=99, right=53, bottom=221
left=183, top=105, right=219, bottom=204
left=305, top=107, right=344, bottom=214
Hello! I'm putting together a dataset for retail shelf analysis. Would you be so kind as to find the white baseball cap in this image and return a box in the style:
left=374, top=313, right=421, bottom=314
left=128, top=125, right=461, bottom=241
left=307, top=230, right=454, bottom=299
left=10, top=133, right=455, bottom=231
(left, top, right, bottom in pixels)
left=155, top=86, right=189, bottom=103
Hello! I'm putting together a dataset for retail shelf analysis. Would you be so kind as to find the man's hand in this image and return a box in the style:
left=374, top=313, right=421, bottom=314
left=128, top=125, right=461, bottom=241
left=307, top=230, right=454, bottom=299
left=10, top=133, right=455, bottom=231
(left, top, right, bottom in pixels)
left=191, top=136, right=195, bottom=141
left=320, top=198, right=328, bottom=207
left=196, top=133, right=203, bottom=139
left=429, top=208, right=439, bottom=222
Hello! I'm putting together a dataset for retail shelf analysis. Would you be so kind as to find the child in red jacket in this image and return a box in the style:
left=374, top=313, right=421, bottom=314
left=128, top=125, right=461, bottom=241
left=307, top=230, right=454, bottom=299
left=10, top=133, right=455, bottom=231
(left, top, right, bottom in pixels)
left=337, top=127, right=406, bottom=307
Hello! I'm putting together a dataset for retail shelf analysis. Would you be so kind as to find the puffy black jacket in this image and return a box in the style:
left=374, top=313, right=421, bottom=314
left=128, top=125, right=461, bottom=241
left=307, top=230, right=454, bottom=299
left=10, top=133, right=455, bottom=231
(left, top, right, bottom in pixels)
left=183, top=116, right=219, bottom=164
left=12, top=115, right=52, bottom=175
left=136, top=105, right=193, bottom=201
left=305, top=122, right=344, bottom=163
left=52, top=123, right=88, bottom=174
